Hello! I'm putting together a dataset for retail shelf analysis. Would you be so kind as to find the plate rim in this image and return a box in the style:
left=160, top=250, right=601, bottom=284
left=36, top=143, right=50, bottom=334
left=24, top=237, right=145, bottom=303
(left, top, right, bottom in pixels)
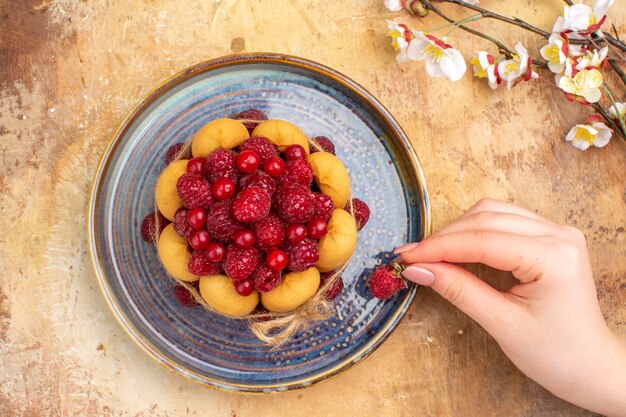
left=87, top=52, right=431, bottom=393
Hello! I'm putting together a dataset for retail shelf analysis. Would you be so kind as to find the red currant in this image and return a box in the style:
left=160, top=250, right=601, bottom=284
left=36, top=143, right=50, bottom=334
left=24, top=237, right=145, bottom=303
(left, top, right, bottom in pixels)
left=263, top=156, right=286, bottom=177
left=284, top=144, right=306, bottom=161
left=206, top=242, right=226, bottom=263
left=188, top=229, right=210, bottom=250
left=285, top=223, right=307, bottom=243
left=235, top=150, right=261, bottom=174
left=186, top=207, right=206, bottom=229
left=266, top=249, right=288, bottom=271
left=235, top=279, right=254, bottom=296
left=186, top=157, right=206, bottom=175
left=211, top=177, right=236, bottom=200
left=306, top=217, right=328, bottom=239
left=233, top=229, right=256, bottom=248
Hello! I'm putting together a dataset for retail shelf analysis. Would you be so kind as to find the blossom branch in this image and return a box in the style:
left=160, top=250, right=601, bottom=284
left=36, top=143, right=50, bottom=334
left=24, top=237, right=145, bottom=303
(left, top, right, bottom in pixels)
left=608, top=59, right=626, bottom=86
left=602, top=85, right=626, bottom=138
left=437, top=0, right=550, bottom=37
left=421, top=0, right=548, bottom=69
left=592, top=103, right=625, bottom=141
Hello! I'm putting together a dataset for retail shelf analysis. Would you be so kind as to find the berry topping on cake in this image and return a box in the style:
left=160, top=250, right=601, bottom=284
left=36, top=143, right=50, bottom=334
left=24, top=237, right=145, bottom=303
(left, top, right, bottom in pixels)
left=188, top=250, right=222, bottom=276
left=285, top=223, right=307, bottom=244
left=275, top=185, right=315, bottom=223
left=263, top=156, right=286, bottom=177
left=173, top=208, right=194, bottom=238
left=233, top=229, right=257, bottom=248
left=205, top=148, right=237, bottom=182
left=253, top=215, right=284, bottom=250
left=240, top=170, right=277, bottom=196
left=186, top=157, right=206, bottom=175
left=188, top=229, right=211, bottom=251
left=176, top=173, right=213, bottom=209
left=283, top=159, right=313, bottom=186
left=253, top=265, right=282, bottom=292
left=306, top=217, right=328, bottom=240
left=205, top=201, right=242, bottom=242
left=312, top=192, right=334, bottom=221
left=235, top=149, right=261, bottom=174
left=235, top=279, right=255, bottom=296
left=239, top=136, right=277, bottom=163
left=284, top=144, right=306, bottom=161
left=223, top=245, right=261, bottom=281
left=186, top=207, right=207, bottom=230
left=285, top=238, right=319, bottom=271
left=266, top=248, right=289, bottom=271
left=232, top=187, right=271, bottom=223
left=205, top=242, right=226, bottom=263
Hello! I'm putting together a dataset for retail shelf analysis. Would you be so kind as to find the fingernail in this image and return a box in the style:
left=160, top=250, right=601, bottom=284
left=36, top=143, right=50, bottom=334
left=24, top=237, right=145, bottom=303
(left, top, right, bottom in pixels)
left=401, top=265, right=435, bottom=286
left=393, top=242, right=419, bottom=254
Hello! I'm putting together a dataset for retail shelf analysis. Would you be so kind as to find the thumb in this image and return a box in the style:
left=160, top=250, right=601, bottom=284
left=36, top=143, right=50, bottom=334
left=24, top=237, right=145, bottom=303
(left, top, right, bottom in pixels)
left=402, top=262, right=518, bottom=334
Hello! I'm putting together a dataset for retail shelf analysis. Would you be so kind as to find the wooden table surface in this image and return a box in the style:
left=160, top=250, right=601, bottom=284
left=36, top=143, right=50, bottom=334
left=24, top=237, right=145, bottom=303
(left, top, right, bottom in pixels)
left=1, top=0, right=625, bottom=415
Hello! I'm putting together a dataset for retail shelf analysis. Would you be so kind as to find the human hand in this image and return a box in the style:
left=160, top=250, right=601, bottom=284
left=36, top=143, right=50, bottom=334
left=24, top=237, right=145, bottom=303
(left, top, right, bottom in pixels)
left=395, top=198, right=626, bottom=416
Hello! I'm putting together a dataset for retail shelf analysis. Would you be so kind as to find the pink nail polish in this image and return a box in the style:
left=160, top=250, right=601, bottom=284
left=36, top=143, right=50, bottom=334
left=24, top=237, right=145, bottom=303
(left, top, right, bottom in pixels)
left=393, top=242, right=419, bottom=254
left=401, top=266, right=435, bottom=286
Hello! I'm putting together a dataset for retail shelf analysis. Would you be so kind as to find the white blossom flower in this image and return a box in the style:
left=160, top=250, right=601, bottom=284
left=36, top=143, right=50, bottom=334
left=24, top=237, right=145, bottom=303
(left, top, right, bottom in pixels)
left=565, top=118, right=612, bottom=150
left=558, top=68, right=603, bottom=103
left=496, top=42, right=538, bottom=89
left=405, top=32, right=467, bottom=81
left=470, top=51, right=500, bottom=89
left=552, top=0, right=614, bottom=36
left=608, top=102, right=626, bottom=120
left=540, top=34, right=570, bottom=74
left=387, top=20, right=415, bottom=63
left=384, top=0, right=405, bottom=12
left=574, top=46, right=608, bottom=71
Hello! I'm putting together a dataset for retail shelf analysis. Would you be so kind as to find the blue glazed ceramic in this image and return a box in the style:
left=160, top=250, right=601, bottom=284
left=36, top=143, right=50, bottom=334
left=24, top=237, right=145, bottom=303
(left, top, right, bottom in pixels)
left=88, top=54, right=430, bottom=392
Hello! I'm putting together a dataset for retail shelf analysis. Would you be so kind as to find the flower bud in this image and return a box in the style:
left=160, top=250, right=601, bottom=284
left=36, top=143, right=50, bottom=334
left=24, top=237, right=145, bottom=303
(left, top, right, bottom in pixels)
left=406, top=0, right=429, bottom=17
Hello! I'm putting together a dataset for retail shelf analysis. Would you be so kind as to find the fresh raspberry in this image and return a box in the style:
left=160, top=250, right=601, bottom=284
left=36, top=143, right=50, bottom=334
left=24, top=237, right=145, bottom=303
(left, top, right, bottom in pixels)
left=141, top=212, right=169, bottom=244
left=275, top=185, right=315, bottom=223
left=311, top=136, right=336, bottom=155
left=232, top=187, right=271, bottom=223
left=223, top=245, right=261, bottom=281
left=234, top=108, right=268, bottom=132
left=347, top=198, right=371, bottom=230
left=188, top=250, right=222, bottom=276
left=173, top=208, right=194, bottom=238
left=205, top=201, right=243, bottom=242
left=282, top=159, right=313, bottom=186
left=312, top=192, right=334, bottom=220
left=320, top=272, right=344, bottom=300
left=165, top=143, right=189, bottom=165
left=253, top=215, right=284, bottom=250
left=204, top=148, right=237, bottom=183
left=369, top=264, right=407, bottom=300
left=173, top=284, right=198, bottom=307
left=240, top=170, right=277, bottom=196
left=176, top=173, right=213, bottom=209
left=252, top=265, right=282, bottom=292
left=285, top=238, right=319, bottom=271
left=239, top=136, right=277, bottom=163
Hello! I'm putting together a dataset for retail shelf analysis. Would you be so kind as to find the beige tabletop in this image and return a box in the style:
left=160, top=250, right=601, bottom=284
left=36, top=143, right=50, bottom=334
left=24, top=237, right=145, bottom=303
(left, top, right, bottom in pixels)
left=1, top=0, right=625, bottom=416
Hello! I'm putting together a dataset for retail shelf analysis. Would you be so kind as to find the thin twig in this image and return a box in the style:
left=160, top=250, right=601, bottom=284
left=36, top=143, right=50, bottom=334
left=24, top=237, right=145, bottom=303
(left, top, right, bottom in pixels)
left=562, top=0, right=574, bottom=5
left=608, top=59, right=626, bottom=86
left=441, top=0, right=550, bottom=37
left=421, top=0, right=548, bottom=69
left=602, top=85, right=626, bottom=137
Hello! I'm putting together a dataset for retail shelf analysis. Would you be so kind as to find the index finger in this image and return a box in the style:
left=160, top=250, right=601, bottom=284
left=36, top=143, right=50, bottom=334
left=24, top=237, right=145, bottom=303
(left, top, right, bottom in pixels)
left=399, top=230, right=548, bottom=283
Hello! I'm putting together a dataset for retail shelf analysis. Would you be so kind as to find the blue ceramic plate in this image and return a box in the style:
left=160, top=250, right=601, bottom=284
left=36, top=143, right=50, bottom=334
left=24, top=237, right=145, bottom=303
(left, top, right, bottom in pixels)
left=88, top=54, right=430, bottom=392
